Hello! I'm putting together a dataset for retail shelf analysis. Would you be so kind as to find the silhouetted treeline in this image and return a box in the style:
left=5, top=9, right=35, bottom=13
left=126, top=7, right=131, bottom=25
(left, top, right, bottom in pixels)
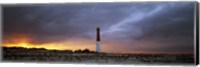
left=3, top=47, right=97, bottom=53
left=74, top=49, right=96, bottom=53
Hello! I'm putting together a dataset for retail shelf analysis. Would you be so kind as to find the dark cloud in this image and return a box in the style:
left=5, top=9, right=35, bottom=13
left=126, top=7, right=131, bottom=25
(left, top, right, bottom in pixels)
left=3, top=2, right=195, bottom=53
left=3, top=4, right=89, bottom=44
left=114, top=2, right=195, bottom=53
left=136, top=3, right=194, bottom=39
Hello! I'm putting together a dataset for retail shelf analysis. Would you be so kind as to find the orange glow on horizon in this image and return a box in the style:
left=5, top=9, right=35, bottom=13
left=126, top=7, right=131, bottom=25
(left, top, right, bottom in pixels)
left=3, top=38, right=96, bottom=51
left=3, top=42, right=68, bottom=50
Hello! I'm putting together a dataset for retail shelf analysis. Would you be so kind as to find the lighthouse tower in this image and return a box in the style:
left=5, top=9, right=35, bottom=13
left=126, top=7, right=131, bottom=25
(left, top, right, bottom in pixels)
left=96, top=27, right=101, bottom=53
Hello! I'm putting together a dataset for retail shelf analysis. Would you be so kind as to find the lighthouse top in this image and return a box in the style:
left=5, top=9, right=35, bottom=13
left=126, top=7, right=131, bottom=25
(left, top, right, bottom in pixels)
left=97, top=27, right=100, bottom=30
left=96, top=27, right=100, bottom=41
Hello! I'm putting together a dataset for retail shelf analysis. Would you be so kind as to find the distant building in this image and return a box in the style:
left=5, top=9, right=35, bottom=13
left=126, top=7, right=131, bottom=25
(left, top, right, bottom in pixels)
left=96, top=27, right=101, bottom=52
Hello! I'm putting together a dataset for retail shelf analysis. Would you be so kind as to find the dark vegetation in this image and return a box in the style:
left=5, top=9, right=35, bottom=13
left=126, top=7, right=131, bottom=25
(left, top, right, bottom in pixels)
left=2, top=47, right=194, bottom=64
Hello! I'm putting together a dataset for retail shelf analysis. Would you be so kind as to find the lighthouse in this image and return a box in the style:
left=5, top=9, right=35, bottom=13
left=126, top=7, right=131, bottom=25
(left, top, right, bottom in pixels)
left=96, top=27, right=101, bottom=52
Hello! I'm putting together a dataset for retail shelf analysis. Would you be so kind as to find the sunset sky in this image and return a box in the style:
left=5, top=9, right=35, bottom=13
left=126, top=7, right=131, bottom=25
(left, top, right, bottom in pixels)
left=2, top=2, right=195, bottom=54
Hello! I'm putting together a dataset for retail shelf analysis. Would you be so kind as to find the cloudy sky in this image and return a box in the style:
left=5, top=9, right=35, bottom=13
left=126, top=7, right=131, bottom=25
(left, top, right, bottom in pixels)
left=3, top=2, right=195, bottom=54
